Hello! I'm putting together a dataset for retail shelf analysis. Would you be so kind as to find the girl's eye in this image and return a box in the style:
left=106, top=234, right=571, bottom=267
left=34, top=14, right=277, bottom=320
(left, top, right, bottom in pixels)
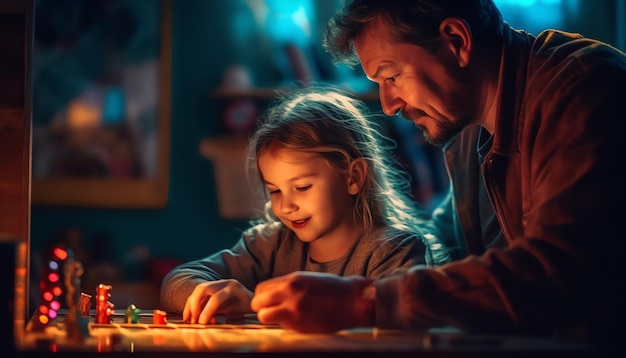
left=268, top=189, right=280, bottom=195
left=296, top=185, right=312, bottom=192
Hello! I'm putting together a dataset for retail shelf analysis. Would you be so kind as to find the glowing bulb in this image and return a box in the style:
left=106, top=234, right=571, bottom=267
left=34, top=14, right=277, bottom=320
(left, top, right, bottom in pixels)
left=53, top=247, right=68, bottom=260
left=38, top=315, right=49, bottom=325
left=50, top=300, right=61, bottom=311
left=48, top=272, right=60, bottom=283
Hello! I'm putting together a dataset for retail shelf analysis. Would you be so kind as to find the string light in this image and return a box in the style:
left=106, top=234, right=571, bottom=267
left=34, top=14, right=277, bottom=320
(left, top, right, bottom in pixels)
left=29, top=245, right=72, bottom=332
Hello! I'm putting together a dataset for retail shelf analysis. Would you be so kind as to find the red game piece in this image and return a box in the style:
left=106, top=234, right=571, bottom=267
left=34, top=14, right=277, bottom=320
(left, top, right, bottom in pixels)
left=78, top=292, right=91, bottom=316
left=153, top=309, right=168, bottom=324
left=95, top=284, right=114, bottom=324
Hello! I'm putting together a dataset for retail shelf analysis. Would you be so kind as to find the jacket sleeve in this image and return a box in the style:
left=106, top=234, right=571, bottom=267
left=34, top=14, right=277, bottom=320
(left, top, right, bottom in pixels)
left=159, top=223, right=281, bottom=313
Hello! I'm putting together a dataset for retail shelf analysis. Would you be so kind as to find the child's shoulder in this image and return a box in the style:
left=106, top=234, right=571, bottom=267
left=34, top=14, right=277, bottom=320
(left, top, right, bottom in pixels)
left=354, top=226, right=426, bottom=264
left=374, top=225, right=422, bottom=238
left=364, top=226, right=423, bottom=246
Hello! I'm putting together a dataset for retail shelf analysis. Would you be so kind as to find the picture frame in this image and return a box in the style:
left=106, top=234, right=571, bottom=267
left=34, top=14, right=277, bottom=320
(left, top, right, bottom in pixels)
left=30, top=0, right=171, bottom=209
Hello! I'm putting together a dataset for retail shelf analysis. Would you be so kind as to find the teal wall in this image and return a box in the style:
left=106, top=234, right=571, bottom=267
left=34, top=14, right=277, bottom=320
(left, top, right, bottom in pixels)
left=30, top=1, right=258, bottom=263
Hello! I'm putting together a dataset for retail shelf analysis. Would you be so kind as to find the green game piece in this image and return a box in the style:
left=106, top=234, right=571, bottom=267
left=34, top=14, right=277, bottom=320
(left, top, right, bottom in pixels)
left=125, top=304, right=141, bottom=324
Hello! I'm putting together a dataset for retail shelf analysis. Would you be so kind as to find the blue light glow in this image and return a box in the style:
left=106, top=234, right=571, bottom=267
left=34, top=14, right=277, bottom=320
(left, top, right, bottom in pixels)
left=494, top=0, right=571, bottom=36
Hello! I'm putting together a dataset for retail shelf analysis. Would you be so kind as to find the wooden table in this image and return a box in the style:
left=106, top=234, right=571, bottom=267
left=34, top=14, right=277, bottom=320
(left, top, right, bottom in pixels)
left=13, top=311, right=594, bottom=357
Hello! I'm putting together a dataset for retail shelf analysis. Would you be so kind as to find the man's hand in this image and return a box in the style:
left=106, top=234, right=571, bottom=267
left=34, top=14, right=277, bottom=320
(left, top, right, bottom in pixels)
left=250, top=271, right=375, bottom=333
left=183, top=279, right=253, bottom=324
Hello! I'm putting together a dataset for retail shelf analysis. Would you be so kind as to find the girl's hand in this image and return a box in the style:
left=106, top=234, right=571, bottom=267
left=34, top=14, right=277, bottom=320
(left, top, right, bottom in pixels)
left=183, top=279, right=253, bottom=324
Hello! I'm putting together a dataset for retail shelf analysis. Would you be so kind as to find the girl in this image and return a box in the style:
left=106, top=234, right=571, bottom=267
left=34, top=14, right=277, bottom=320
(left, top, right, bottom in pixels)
left=160, top=85, right=445, bottom=324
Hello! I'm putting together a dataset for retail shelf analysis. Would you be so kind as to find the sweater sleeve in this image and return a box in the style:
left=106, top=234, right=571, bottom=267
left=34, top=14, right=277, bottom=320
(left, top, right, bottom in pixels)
left=159, top=223, right=282, bottom=313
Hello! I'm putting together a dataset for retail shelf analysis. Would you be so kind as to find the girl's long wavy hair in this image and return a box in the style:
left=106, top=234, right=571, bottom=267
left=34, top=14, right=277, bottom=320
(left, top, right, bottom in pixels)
left=246, top=85, right=441, bottom=264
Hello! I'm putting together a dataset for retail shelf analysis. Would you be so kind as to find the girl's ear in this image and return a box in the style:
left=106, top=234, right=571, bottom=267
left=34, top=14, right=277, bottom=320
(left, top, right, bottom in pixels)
left=347, top=158, right=367, bottom=195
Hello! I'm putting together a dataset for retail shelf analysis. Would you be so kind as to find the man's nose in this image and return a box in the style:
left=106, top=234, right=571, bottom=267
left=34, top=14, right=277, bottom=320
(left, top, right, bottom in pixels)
left=379, top=86, right=403, bottom=116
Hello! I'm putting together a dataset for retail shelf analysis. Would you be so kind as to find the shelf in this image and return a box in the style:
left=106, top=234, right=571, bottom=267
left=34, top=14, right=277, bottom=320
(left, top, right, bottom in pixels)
left=199, top=136, right=267, bottom=219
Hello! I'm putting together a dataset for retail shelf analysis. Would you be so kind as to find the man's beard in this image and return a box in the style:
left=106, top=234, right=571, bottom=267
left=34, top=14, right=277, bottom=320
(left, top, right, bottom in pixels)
left=422, top=116, right=470, bottom=147
left=411, top=89, right=473, bottom=147
left=402, top=110, right=471, bottom=147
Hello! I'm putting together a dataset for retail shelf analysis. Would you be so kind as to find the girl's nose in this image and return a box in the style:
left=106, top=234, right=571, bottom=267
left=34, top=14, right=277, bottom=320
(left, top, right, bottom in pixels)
left=279, top=194, right=298, bottom=214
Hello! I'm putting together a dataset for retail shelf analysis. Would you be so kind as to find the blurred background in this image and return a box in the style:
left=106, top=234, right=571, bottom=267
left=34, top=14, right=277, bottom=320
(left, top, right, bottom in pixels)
left=28, top=0, right=626, bottom=310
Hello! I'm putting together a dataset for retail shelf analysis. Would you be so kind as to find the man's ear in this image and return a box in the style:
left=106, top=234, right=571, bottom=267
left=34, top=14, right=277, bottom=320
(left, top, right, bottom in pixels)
left=347, top=158, right=367, bottom=195
left=439, top=17, right=472, bottom=68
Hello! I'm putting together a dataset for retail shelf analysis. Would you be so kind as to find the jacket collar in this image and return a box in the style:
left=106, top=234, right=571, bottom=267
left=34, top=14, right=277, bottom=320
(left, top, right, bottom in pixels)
left=490, top=26, right=535, bottom=157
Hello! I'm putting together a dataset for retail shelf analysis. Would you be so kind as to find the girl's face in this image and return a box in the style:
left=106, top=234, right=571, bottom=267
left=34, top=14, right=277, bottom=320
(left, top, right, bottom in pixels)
left=258, top=148, right=361, bottom=259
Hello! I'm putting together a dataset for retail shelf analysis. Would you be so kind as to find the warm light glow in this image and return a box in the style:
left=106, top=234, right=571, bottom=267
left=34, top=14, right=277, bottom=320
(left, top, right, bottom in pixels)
left=39, top=305, right=49, bottom=314
left=52, top=286, right=63, bottom=296
left=38, top=315, right=49, bottom=325
left=152, top=334, right=166, bottom=346
left=50, top=300, right=61, bottom=311
left=48, top=272, right=60, bottom=283
left=43, top=292, right=53, bottom=301
left=67, top=99, right=101, bottom=128
left=53, top=247, right=68, bottom=260
left=98, top=336, right=112, bottom=353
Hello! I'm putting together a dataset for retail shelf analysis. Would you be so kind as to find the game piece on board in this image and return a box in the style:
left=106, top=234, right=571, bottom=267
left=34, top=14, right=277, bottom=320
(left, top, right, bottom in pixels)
left=95, top=284, right=115, bottom=324
left=78, top=292, right=92, bottom=316
left=153, top=309, right=168, bottom=324
left=125, top=304, right=141, bottom=324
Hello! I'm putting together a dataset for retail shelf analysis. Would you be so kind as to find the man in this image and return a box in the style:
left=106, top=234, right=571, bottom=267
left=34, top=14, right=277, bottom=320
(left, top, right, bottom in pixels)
left=251, top=0, right=625, bottom=351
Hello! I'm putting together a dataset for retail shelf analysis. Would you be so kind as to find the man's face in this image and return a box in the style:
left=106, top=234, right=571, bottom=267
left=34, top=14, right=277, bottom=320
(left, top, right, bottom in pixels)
left=354, top=16, right=474, bottom=147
